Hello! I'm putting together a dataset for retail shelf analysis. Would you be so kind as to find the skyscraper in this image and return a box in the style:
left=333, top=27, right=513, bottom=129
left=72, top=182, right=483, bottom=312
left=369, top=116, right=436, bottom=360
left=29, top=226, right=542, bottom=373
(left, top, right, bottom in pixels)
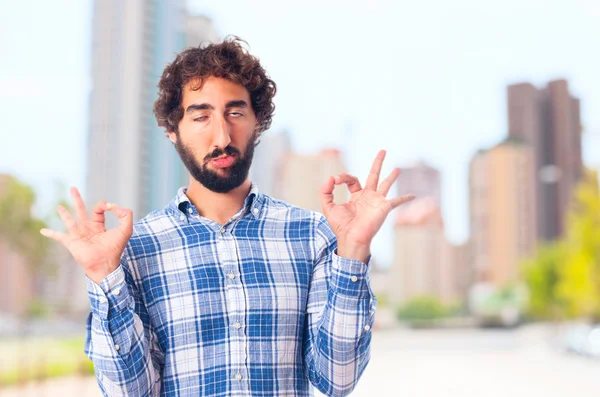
left=389, top=161, right=469, bottom=306
left=390, top=197, right=445, bottom=305
left=507, top=79, right=582, bottom=241
left=469, top=139, right=537, bottom=286
left=87, top=1, right=219, bottom=221
left=279, top=149, right=348, bottom=213
left=250, top=130, right=292, bottom=198
left=396, top=160, right=441, bottom=205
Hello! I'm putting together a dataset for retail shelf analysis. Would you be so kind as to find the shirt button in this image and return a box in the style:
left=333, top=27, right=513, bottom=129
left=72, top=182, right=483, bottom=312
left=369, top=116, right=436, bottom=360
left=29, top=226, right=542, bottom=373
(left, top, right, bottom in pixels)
left=364, top=325, right=371, bottom=331
left=234, top=322, right=242, bottom=329
left=235, top=373, right=243, bottom=381
left=188, top=208, right=193, bottom=214
left=350, top=276, right=358, bottom=282
left=228, top=273, right=236, bottom=279
left=220, top=227, right=225, bottom=234
left=179, top=215, right=185, bottom=221
left=115, top=344, right=120, bottom=351
left=113, top=288, right=121, bottom=296
left=252, top=208, right=259, bottom=215
left=98, top=296, right=107, bottom=304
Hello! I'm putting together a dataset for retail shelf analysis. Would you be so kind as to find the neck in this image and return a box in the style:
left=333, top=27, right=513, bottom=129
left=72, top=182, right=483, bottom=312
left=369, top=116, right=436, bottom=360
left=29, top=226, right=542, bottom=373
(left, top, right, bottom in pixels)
left=185, top=177, right=253, bottom=225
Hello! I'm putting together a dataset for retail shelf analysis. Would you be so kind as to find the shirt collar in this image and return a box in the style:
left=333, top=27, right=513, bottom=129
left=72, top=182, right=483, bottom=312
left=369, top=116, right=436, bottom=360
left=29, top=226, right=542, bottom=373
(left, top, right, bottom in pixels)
left=169, top=183, right=264, bottom=220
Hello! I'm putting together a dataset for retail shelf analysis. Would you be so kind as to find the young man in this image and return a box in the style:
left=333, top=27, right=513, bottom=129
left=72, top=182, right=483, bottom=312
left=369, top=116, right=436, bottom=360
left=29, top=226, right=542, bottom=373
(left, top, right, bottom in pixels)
left=41, top=37, right=414, bottom=397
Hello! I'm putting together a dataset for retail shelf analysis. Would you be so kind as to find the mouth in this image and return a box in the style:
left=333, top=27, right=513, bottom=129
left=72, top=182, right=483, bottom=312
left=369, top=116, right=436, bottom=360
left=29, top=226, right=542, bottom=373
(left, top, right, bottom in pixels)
left=210, top=154, right=237, bottom=169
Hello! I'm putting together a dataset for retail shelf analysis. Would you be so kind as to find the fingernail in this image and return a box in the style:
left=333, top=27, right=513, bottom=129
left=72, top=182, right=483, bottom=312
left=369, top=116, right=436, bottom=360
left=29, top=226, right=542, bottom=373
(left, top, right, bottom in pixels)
left=106, top=202, right=112, bottom=209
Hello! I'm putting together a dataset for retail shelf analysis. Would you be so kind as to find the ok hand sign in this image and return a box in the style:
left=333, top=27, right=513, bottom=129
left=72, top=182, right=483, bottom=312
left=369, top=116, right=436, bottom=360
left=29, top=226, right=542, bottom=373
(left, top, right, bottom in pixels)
left=40, top=187, right=133, bottom=284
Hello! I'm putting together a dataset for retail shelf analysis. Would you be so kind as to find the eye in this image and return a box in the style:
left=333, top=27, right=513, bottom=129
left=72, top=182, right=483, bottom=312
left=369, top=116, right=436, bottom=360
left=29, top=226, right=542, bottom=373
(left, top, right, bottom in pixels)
left=228, top=112, right=243, bottom=118
left=193, top=116, right=208, bottom=122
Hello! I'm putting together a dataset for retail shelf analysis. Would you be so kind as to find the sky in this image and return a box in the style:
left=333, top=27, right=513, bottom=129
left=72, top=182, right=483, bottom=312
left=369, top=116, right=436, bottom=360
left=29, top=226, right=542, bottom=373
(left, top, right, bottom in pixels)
left=1, top=0, right=599, bottom=267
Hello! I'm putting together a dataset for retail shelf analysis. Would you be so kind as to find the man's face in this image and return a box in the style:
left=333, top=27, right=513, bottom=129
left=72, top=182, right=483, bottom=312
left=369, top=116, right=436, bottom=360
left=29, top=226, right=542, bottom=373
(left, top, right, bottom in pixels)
left=169, top=76, right=258, bottom=193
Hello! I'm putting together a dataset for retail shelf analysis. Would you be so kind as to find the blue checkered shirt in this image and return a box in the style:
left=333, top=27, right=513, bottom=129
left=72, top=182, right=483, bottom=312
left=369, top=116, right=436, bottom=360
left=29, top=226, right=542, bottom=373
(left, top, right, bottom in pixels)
left=85, top=185, right=376, bottom=396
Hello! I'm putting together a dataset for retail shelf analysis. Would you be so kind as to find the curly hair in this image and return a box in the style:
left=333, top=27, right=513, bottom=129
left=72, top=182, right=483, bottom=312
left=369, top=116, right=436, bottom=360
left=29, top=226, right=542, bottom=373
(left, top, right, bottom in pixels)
left=153, top=36, right=276, bottom=137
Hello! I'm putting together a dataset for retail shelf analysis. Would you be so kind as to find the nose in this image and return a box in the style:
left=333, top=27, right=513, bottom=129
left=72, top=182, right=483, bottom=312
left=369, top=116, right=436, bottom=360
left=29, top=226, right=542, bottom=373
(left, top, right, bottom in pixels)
left=211, top=114, right=232, bottom=150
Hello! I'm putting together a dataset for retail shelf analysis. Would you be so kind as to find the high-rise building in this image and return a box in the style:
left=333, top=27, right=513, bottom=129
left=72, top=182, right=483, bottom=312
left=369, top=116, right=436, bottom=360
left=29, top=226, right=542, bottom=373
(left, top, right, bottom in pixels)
left=0, top=174, right=35, bottom=318
left=469, top=138, right=537, bottom=286
left=87, top=1, right=219, bottom=221
left=279, top=149, right=348, bottom=213
left=388, top=162, right=470, bottom=306
left=395, top=160, right=441, bottom=224
left=396, top=160, right=441, bottom=205
left=0, top=240, right=33, bottom=318
left=440, top=241, right=471, bottom=304
left=507, top=79, right=582, bottom=241
left=250, top=130, right=292, bottom=198
left=390, top=197, right=446, bottom=305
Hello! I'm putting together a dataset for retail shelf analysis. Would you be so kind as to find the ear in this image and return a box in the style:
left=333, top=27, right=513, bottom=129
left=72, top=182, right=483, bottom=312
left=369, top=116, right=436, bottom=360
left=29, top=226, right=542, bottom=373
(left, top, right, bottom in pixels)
left=167, top=130, right=177, bottom=144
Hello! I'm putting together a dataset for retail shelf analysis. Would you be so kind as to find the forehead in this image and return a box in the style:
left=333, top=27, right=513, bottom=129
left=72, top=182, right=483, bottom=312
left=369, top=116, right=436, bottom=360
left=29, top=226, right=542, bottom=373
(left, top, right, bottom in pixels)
left=182, top=76, right=251, bottom=107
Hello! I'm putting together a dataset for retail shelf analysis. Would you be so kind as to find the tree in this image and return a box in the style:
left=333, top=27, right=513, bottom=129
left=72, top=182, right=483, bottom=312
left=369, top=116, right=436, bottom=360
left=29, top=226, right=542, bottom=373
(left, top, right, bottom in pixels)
left=522, top=242, right=565, bottom=319
left=557, top=169, right=600, bottom=320
left=523, top=169, right=600, bottom=321
left=0, top=175, right=50, bottom=271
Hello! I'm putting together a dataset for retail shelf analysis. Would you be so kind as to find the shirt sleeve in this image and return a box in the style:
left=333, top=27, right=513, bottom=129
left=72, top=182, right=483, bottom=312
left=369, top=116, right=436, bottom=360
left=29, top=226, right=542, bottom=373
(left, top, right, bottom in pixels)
left=303, top=215, right=377, bottom=397
left=84, top=250, right=164, bottom=396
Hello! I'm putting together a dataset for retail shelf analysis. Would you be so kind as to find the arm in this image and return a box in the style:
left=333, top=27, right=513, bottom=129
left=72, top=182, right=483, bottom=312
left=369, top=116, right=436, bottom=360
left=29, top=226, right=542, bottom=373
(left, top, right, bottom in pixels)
left=306, top=149, right=415, bottom=396
left=303, top=217, right=377, bottom=397
left=39, top=188, right=163, bottom=396
left=84, top=253, right=164, bottom=396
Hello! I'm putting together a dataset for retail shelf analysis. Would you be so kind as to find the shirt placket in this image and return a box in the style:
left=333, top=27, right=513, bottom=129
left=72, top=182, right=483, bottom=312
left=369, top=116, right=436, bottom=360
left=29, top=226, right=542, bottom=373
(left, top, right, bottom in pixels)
left=218, top=221, right=250, bottom=393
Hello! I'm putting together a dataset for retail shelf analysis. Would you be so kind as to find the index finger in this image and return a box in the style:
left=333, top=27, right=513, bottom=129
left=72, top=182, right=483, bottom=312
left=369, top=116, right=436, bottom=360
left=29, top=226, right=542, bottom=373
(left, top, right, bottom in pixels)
left=365, top=150, right=386, bottom=190
left=91, top=200, right=111, bottom=226
left=70, top=187, right=89, bottom=224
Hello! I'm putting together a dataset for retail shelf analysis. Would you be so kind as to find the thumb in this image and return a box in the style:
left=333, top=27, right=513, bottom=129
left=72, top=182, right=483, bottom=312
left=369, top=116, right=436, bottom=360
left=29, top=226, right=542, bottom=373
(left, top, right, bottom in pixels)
left=320, top=175, right=335, bottom=215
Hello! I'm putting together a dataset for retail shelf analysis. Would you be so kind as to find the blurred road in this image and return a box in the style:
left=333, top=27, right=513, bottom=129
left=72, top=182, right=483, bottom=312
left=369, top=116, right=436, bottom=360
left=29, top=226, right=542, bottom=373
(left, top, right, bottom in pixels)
left=2, top=324, right=599, bottom=397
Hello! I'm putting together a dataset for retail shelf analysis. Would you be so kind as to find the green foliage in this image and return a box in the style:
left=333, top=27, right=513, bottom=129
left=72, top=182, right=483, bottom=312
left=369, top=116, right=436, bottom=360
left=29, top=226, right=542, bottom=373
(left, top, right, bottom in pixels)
left=557, top=169, right=600, bottom=320
left=0, top=175, right=50, bottom=269
left=397, top=296, right=448, bottom=321
left=26, top=299, right=51, bottom=319
left=0, top=337, right=94, bottom=386
left=523, top=169, right=600, bottom=321
left=523, top=242, right=565, bottom=319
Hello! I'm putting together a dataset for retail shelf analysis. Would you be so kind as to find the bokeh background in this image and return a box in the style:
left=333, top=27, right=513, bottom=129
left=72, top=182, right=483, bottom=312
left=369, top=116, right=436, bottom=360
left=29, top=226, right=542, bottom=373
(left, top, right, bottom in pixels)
left=1, top=0, right=600, bottom=396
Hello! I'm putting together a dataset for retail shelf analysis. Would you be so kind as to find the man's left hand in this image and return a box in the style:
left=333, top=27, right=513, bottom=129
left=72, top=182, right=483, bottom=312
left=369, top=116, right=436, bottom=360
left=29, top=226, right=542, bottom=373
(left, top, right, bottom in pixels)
left=319, top=150, right=415, bottom=263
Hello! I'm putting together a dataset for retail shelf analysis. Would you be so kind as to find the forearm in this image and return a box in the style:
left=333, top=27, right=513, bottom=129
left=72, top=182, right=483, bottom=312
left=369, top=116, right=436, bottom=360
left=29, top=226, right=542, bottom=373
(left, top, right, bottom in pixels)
left=85, top=266, right=162, bottom=396
left=305, top=251, right=377, bottom=397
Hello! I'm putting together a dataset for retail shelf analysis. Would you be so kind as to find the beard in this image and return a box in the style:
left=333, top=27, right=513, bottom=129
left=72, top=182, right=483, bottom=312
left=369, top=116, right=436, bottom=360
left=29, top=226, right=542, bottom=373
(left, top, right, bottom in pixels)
left=174, top=135, right=256, bottom=194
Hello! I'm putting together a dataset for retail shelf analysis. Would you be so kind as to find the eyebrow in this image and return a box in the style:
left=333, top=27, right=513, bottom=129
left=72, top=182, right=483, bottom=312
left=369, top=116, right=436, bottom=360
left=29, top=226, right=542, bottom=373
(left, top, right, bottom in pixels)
left=185, top=100, right=249, bottom=114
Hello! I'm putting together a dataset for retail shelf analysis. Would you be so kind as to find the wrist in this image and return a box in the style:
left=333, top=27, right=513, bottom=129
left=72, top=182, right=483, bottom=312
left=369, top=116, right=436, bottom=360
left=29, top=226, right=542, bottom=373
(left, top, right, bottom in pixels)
left=336, top=241, right=371, bottom=264
left=86, top=259, right=120, bottom=285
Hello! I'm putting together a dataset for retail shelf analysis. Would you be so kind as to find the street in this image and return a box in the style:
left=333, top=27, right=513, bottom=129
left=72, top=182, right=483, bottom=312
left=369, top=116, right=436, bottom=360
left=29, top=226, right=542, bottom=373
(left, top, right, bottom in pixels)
left=2, top=324, right=599, bottom=397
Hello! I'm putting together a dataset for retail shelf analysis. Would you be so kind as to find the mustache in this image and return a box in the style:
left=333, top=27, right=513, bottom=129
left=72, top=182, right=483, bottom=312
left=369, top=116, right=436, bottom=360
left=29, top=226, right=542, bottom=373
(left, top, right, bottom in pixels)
left=204, top=146, right=242, bottom=163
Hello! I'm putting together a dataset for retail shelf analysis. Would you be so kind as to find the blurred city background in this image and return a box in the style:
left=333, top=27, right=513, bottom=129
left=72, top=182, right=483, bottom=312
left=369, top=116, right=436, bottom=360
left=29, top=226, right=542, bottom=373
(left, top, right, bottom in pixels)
left=1, top=0, right=600, bottom=396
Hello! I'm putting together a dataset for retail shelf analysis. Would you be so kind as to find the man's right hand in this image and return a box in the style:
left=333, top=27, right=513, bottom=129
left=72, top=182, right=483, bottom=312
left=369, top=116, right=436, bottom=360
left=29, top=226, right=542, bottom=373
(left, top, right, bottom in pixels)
left=40, top=187, right=133, bottom=285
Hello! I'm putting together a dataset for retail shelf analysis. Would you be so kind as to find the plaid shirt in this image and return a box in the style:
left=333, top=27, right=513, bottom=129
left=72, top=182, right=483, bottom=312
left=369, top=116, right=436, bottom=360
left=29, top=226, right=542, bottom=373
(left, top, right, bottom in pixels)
left=85, top=185, right=376, bottom=396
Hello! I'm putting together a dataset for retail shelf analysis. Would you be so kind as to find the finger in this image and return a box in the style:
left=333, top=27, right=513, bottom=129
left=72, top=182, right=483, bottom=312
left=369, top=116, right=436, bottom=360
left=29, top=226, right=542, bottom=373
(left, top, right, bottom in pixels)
left=70, top=187, right=89, bottom=224
left=334, top=173, right=362, bottom=194
left=110, top=204, right=134, bottom=236
left=319, top=176, right=335, bottom=214
left=91, top=201, right=110, bottom=226
left=365, top=150, right=386, bottom=190
left=388, top=194, right=416, bottom=209
left=57, top=205, right=81, bottom=236
left=377, top=168, right=401, bottom=197
left=40, top=228, right=69, bottom=245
